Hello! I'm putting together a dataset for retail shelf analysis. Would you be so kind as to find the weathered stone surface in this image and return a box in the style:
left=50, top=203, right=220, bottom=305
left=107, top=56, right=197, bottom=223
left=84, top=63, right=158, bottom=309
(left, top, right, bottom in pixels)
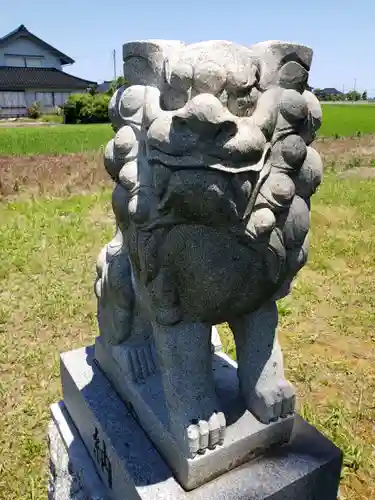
left=71, top=344, right=293, bottom=490
left=48, top=403, right=108, bottom=500
left=94, top=37, right=325, bottom=474
left=56, top=345, right=342, bottom=499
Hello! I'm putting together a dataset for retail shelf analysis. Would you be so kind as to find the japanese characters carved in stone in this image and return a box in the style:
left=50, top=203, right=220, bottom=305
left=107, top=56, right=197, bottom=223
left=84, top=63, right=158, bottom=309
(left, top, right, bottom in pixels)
left=95, top=40, right=323, bottom=461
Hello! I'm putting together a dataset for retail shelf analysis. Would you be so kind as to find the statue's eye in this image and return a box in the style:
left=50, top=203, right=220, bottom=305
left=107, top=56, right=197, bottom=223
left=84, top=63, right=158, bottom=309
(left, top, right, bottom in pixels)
left=160, top=89, right=189, bottom=111
left=172, top=116, right=190, bottom=133
left=227, top=87, right=259, bottom=117
left=235, top=87, right=252, bottom=99
left=237, top=94, right=250, bottom=104
left=213, top=121, right=237, bottom=142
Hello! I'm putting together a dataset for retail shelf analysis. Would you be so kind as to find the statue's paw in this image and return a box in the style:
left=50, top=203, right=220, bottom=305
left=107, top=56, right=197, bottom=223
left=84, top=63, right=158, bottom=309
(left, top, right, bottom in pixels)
left=247, top=379, right=295, bottom=424
left=186, top=412, right=226, bottom=458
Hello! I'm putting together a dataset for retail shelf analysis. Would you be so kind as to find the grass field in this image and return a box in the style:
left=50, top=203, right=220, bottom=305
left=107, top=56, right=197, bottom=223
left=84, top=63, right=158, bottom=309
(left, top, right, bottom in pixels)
left=319, top=104, right=375, bottom=137
left=0, top=123, right=113, bottom=156
left=0, top=103, right=375, bottom=156
left=0, top=148, right=374, bottom=499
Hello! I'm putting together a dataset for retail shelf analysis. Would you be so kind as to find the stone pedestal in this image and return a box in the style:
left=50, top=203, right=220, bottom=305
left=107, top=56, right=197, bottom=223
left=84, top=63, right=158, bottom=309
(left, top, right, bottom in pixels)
left=94, top=336, right=294, bottom=490
left=50, top=344, right=342, bottom=500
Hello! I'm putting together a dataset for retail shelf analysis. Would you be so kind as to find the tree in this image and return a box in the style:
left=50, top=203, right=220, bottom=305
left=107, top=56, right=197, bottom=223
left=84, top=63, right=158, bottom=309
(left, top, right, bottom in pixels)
left=346, top=90, right=361, bottom=102
left=62, top=93, right=111, bottom=124
left=361, top=90, right=368, bottom=101
left=88, top=85, right=99, bottom=96
left=107, top=76, right=127, bottom=96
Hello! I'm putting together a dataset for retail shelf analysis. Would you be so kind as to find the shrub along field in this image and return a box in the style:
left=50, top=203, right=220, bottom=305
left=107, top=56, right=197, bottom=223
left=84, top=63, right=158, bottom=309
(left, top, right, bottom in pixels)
left=0, top=103, right=375, bottom=156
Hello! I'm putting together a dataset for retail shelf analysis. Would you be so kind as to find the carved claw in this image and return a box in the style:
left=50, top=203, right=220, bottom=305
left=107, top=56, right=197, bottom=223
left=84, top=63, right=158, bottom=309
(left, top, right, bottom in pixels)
left=279, top=379, right=296, bottom=418
left=217, top=411, right=226, bottom=445
left=198, top=420, right=209, bottom=452
left=187, top=424, right=200, bottom=458
left=248, top=379, right=295, bottom=424
left=208, top=413, right=220, bottom=449
left=187, top=412, right=226, bottom=458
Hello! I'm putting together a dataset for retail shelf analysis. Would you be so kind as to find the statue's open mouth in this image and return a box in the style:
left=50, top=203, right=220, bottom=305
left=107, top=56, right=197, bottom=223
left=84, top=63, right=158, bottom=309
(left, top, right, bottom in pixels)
left=147, top=144, right=271, bottom=174
left=148, top=144, right=272, bottom=222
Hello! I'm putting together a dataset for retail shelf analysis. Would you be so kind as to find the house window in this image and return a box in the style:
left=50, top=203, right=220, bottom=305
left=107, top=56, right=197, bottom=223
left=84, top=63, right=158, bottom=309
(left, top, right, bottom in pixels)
left=35, top=92, right=54, bottom=107
left=5, top=55, right=24, bottom=67
left=54, top=92, right=72, bottom=107
left=0, top=92, right=26, bottom=107
left=5, top=55, right=44, bottom=67
left=26, top=56, right=43, bottom=68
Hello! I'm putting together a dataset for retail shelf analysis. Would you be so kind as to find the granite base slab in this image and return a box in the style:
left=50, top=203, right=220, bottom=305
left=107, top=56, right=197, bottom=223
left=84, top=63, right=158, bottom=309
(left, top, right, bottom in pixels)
left=58, top=344, right=342, bottom=500
left=94, top=336, right=294, bottom=490
left=49, top=403, right=108, bottom=500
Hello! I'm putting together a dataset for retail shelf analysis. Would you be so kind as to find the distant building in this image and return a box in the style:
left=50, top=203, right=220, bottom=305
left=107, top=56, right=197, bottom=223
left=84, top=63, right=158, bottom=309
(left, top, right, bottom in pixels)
left=96, top=81, right=112, bottom=93
left=0, top=25, right=96, bottom=117
left=313, top=88, right=343, bottom=99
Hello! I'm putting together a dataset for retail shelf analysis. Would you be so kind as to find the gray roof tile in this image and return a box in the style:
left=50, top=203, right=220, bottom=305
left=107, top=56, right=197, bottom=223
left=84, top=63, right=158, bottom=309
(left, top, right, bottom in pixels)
left=0, top=66, right=96, bottom=90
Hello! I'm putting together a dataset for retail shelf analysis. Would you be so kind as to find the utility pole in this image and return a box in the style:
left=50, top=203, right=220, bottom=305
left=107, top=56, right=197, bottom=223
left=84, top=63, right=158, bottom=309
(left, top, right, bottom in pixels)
left=353, top=78, right=357, bottom=103
left=113, top=49, right=117, bottom=81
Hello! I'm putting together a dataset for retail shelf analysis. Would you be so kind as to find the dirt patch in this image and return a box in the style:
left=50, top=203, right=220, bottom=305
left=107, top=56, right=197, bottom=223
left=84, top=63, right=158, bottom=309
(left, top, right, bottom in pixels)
left=338, top=166, right=375, bottom=179
left=1, top=135, right=374, bottom=202
left=1, top=136, right=375, bottom=202
left=313, top=203, right=356, bottom=224
left=0, top=121, right=57, bottom=128
left=315, top=135, right=375, bottom=169
left=0, top=152, right=111, bottom=201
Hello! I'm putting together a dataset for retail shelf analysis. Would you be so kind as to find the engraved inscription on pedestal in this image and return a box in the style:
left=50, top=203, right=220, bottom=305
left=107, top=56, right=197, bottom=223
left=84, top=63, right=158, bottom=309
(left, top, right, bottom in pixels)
left=93, top=427, right=113, bottom=490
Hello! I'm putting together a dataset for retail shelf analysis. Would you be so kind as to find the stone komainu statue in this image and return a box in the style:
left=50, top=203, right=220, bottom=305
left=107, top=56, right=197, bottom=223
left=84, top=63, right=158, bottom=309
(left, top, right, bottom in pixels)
left=95, top=40, right=323, bottom=459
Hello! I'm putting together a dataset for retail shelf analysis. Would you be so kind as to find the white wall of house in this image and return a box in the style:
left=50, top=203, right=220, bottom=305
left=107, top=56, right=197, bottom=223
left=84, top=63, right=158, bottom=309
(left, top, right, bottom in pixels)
left=0, top=89, right=82, bottom=117
left=0, top=37, right=62, bottom=69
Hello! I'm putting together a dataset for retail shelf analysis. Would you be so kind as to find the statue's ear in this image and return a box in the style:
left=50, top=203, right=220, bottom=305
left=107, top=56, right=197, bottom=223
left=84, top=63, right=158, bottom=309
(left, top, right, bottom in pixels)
left=123, top=41, right=184, bottom=88
left=251, top=41, right=313, bottom=93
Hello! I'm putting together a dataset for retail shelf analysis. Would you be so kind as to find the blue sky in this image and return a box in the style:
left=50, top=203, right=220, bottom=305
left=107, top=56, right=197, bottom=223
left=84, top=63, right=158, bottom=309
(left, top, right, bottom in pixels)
left=1, top=0, right=375, bottom=95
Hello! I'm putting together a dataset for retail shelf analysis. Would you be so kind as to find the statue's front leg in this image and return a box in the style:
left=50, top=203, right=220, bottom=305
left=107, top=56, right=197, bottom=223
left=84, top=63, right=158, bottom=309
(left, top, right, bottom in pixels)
left=230, top=301, right=295, bottom=423
left=152, top=321, right=226, bottom=458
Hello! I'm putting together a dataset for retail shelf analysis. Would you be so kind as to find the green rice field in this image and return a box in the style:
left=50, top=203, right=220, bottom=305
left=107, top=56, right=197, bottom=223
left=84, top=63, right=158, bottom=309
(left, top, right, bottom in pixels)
left=0, top=123, right=113, bottom=156
left=318, top=103, right=375, bottom=137
left=0, top=103, right=375, bottom=156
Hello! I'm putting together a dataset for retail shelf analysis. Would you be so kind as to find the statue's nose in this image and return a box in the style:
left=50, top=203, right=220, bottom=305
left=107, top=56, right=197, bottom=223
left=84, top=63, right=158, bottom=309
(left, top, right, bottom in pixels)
left=173, top=93, right=238, bottom=141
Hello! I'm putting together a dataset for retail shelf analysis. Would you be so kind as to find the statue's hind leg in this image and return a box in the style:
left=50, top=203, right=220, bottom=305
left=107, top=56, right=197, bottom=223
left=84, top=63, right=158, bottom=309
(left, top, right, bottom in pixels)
left=152, top=321, right=226, bottom=458
left=229, top=301, right=295, bottom=423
